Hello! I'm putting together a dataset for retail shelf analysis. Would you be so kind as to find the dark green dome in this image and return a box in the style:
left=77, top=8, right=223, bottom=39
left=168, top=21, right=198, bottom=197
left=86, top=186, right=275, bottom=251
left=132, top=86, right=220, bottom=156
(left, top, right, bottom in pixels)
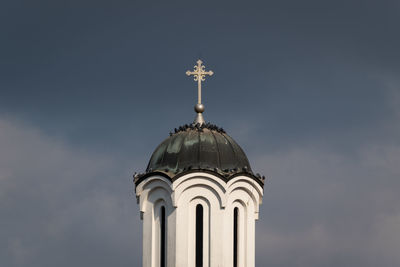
left=146, top=123, right=252, bottom=176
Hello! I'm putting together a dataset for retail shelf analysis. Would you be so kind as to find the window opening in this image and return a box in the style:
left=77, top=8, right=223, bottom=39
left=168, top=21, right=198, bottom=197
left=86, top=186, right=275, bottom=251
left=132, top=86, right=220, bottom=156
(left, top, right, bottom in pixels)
left=233, top=207, right=239, bottom=267
left=195, top=204, right=204, bottom=267
left=160, top=206, right=166, bottom=267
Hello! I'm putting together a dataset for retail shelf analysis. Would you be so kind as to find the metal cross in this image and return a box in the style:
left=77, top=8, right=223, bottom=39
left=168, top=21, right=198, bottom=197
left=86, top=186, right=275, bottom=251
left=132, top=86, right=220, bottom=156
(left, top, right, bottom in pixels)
left=186, top=59, right=214, bottom=104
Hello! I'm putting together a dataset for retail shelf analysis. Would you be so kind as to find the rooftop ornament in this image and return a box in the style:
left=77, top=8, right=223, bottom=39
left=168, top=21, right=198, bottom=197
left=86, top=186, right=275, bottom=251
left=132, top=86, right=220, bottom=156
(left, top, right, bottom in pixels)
left=186, top=59, right=213, bottom=125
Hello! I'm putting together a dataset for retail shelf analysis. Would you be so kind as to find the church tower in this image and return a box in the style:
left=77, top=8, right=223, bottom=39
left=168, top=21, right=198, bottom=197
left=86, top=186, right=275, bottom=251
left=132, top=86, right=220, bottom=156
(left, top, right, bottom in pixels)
left=134, top=60, right=265, bottom=267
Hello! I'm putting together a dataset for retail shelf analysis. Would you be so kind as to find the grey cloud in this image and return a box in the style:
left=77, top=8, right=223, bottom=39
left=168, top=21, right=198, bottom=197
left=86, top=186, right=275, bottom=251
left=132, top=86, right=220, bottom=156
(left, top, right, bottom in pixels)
left=252, top=80, right=400, bottom=267
left=0, top=117, right=142, bottom=267
left=254, top=144, right=400, bottom=267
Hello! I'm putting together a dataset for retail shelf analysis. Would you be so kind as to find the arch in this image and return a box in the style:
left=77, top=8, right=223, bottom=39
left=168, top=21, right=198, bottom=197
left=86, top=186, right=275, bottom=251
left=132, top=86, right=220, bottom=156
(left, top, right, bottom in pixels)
left=227, top=176, right=263, bottom=219
left=173, top=172, right=226, bottom=192
left=173, top=172, right=227, bottom=208
left=137, top=175, right=173, bottom=213
left=227, top=176, right=263, bottom=202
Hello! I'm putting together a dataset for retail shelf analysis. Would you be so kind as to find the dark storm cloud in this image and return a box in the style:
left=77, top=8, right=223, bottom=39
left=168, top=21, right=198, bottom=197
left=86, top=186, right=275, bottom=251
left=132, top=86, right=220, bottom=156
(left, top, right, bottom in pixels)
left=0, top=0, right=399, bottom=266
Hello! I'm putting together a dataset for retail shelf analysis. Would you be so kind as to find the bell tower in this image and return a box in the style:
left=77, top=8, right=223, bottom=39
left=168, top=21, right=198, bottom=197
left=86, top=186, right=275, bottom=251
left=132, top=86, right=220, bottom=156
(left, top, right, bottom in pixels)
left=134, top=60, right=265, bottom=267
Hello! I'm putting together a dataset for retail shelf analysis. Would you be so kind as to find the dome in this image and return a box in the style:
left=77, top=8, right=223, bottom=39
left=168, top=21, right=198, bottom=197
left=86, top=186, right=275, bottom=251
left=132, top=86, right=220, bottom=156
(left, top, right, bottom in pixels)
left=135, top=123, right=263, bottom=186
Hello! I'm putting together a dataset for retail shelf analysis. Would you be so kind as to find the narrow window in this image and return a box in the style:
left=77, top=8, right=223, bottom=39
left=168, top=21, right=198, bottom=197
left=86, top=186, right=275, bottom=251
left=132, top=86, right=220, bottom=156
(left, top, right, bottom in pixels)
left=160, top=206, right=166, bottom=267
left=195, top=204, right=203, bottom=267
left=233, top=207, right=239, bottom=267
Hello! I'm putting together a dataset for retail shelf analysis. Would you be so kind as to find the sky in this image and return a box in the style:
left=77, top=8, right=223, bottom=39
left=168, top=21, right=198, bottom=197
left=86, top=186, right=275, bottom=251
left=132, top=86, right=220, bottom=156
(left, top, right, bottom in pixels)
left=1, top=0, right=400, bottom=266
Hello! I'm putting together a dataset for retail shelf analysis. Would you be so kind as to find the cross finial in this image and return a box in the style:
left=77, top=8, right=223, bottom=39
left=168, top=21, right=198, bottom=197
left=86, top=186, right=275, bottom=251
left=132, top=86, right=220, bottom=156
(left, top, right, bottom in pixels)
left=186, top=60, right=213, bottom=125
left=186, top=59, right=214, bottom=105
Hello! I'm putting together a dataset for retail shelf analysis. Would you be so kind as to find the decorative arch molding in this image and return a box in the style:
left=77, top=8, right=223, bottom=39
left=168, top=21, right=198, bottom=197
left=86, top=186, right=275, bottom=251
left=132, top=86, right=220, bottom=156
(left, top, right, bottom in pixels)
left=171, top=173, right=263, bottom=209
left=136, top=173, right=264, bottom=216
left=135, top=169, right=265, bottom=188
left=136, top=175, right=173, bottom=213
left=172, top=172, right=227, bottom=191
left=227, top=176, right=263, bottom=203
left=173, top=174, right=226, bottom=209
left=228, top=187, right=259, bottom=218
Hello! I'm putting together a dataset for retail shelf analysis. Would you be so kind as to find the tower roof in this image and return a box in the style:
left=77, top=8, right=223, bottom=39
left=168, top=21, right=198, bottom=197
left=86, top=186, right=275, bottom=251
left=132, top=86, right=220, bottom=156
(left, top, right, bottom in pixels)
left=135, top=123, right=264, bottom=186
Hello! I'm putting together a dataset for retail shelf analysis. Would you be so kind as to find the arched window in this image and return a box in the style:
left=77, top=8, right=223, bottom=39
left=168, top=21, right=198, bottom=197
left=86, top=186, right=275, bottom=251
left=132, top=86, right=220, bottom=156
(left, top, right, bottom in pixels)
left=233, top=207, right=239, bottom=267
left=160, top=206, right=166, bottom=267
left=196, top=204, right=203, bottom=267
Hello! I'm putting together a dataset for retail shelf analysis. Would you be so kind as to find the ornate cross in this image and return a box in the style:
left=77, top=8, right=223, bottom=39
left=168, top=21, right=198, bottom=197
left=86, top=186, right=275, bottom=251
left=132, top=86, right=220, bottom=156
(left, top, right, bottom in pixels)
left=186, top=59, right=214, bottom=104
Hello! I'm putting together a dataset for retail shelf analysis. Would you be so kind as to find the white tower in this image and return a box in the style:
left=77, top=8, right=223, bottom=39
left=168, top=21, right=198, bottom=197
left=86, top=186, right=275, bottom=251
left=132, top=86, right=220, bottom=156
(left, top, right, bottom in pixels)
left=134, top=60, right=264, bottom=267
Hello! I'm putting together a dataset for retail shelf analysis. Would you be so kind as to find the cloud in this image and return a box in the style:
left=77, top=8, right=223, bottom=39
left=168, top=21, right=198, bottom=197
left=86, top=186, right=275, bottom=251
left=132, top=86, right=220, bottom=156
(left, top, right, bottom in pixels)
left=253, top=79, right=400, bottom=267
left=254, top=143, right=400, bottom=266
left=0, top=116, right=142, bottom=267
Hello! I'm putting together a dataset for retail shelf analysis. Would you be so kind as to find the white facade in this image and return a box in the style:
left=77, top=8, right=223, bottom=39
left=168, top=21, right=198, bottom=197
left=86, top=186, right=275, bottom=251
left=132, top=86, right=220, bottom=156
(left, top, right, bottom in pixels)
left=135, top=172, right=263, bottom=267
